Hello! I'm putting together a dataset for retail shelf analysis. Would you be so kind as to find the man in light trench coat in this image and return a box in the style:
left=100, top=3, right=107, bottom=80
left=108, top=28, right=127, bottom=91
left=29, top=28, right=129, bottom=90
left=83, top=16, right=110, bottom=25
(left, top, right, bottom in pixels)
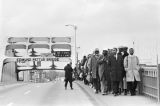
left=124, top=48, right=140, bottom=96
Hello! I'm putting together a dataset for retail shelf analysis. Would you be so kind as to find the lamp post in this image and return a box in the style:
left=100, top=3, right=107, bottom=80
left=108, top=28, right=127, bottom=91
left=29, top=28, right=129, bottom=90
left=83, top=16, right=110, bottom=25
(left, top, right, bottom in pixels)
left=65, top=24, right=77, bottom=67
left=77, top=47, right=80, bottom=64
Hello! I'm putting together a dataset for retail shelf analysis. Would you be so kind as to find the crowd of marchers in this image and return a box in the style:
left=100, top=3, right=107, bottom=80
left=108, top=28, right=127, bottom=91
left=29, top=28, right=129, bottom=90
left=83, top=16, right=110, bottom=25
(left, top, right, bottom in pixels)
left=73, top=47, right=140, bottom=96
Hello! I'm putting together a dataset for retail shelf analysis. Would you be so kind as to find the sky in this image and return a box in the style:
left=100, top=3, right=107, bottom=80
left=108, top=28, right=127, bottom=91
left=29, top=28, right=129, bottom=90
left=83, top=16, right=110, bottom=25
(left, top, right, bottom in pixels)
left=0, top=0, right=160, bottom=65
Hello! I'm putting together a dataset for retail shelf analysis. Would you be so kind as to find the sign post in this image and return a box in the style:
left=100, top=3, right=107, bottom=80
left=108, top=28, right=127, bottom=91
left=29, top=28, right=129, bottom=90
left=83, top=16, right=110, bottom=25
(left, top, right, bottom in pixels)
left=158, top=64, right=160, bottom=102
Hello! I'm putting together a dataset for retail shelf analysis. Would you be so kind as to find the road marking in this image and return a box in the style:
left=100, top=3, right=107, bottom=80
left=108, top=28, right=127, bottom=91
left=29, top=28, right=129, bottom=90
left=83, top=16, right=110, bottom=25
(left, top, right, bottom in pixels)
left=36, top=86, right=40, bottom=88
left=24, top=90, right=31, bottom=95
left=0, top=96, right=4, bottom=98
left=7, top=102, right=14, bottom=106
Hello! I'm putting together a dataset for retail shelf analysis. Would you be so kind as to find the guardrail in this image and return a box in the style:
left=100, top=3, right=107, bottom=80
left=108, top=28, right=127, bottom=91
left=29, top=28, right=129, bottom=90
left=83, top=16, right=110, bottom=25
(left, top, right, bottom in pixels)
left=140, top=64, right=160, bottom=102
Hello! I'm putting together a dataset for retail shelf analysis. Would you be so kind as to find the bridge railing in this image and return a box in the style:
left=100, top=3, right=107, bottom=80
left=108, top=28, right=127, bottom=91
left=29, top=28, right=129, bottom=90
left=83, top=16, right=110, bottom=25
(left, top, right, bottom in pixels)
left=139, top=64, right=160, bottom=102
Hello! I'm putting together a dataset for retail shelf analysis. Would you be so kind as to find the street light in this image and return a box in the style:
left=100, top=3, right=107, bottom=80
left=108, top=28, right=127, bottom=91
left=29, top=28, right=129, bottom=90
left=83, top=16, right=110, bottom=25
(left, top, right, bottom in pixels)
left=65, top=24, right=77, bottom=67
left=76, top=47, right=80, bottom=64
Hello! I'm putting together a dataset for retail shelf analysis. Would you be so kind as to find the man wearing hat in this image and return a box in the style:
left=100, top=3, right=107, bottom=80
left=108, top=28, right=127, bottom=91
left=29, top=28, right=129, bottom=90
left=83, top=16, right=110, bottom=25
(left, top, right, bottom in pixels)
left=122, top=46, right=129, bottom=95
left=118, top=46, right=129, bottom=95
left=88, top=48, right=101, bottom=93
left=98, top=50, right=110, bottom=95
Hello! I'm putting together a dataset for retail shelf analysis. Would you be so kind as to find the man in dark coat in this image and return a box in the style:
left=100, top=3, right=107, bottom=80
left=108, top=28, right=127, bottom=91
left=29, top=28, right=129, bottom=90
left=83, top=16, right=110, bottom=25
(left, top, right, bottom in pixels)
left=64, top=62, right=73, bottom=90
left=122, top=47, right=129, bottom=95
left=108, top=48, right=124, bottom=96
left=107, top=49, right=113, bottom=93
left=81, top=56, right=87, bottom=66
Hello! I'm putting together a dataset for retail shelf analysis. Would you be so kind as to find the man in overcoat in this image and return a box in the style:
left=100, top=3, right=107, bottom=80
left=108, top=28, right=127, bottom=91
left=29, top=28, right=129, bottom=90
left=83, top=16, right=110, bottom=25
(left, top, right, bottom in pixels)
left=98, top=50, right=110, bottom=95
left=64, top=62, right=73, bottom=90
left=118, top=46, right=128, bottom=95
left=108, top=48, right=124, bottom=96
left=87, top=48, right=101, bottom=93
left=122, top=47, right=129, bottom=95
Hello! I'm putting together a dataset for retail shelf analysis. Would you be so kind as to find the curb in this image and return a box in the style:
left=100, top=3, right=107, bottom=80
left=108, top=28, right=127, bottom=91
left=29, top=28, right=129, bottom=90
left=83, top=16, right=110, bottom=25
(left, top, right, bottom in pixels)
left=75, top=81, right=108, bottom=106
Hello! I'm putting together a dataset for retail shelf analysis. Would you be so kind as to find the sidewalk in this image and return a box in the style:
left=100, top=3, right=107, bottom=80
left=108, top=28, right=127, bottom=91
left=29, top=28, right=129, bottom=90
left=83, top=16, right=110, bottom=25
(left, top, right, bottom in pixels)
left=0, top=82, right=30, bottom=91
left=76, top=81, right=160, bottom=106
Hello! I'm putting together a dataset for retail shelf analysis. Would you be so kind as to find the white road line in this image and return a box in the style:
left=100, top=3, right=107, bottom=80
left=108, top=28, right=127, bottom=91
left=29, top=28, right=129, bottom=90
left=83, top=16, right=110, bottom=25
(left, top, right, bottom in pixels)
left=24, top=90, right=31, bottom=95
left=7, top=102, right=14, bottom=106
left=36, top=86, right=40, bottom=88
left=0, top=96, right=4, bottom=98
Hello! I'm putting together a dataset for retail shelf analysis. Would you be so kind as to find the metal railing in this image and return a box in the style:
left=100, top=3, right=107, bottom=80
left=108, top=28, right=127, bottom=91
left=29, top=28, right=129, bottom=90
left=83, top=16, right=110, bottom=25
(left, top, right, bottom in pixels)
left=140, top=64, right=160, bottom=102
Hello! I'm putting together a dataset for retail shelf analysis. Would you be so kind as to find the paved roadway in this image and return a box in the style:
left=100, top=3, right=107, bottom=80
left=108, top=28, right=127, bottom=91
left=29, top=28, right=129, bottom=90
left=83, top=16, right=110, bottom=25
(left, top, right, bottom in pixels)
left=0, top=80, right=94, bottom=106
left=0, top=80, right=159, bottom=106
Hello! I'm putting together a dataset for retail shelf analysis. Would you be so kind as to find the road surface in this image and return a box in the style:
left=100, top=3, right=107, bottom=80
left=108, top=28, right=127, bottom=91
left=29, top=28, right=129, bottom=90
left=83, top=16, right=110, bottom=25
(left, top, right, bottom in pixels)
left=0, top=80, right=159, bottom=106
left=0, top=80, right=94, bottom=106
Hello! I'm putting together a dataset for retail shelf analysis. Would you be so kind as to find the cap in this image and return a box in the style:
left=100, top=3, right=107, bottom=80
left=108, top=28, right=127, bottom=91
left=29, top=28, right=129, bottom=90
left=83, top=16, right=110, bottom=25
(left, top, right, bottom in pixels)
left=118, top=46, right=128, bottom=51
left=95, top=48, right=99, bottom=52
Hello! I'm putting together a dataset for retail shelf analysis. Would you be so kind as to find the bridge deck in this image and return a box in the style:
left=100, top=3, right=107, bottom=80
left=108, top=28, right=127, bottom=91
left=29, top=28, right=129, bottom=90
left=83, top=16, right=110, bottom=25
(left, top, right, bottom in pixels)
left=0, top=80, right=159, bottom=106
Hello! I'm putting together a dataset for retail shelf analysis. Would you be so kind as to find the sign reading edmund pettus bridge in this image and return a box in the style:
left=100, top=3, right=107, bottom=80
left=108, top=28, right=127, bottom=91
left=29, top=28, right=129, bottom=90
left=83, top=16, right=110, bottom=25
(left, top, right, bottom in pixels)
left=17, top=57, right=71, bottom=63
left=17, top=58, right=59, bottom=63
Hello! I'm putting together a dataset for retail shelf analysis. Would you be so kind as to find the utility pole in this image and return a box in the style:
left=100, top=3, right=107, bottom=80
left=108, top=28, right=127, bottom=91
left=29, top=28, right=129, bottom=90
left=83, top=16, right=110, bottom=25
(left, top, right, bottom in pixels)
left=65, top=24, right=77, bottom=67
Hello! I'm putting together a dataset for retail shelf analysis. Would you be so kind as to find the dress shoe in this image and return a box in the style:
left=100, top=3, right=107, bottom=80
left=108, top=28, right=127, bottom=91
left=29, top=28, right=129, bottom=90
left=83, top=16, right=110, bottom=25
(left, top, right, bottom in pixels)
left=131, top=92, right=136, bottom=96
left=114, top=93, right=118, bottom=96
left=95, top=90, right=98, bottom=94
left=102, top=92, right=106, bottom=95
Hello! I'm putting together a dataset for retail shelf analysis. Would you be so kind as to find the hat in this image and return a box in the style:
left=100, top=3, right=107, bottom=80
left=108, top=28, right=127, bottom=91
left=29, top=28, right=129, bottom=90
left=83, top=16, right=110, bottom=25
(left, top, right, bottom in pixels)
left=95, top=48, right=99, bottom=52
left=103, top=50, right=108, bottom=52
left=113, top=47, right=117, bottom=50
left=123, top=47, right=128, bottom=51
left=118, top=46, right=128, bottom=51
left=118, top=46, right=128, bottom=49
left=103, top=50, right=108, bottom=55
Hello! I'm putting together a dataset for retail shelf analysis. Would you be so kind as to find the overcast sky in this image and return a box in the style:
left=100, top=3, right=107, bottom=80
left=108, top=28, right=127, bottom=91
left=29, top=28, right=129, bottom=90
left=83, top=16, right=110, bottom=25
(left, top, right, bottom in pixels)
left=0, top=0, right=160, bottom=64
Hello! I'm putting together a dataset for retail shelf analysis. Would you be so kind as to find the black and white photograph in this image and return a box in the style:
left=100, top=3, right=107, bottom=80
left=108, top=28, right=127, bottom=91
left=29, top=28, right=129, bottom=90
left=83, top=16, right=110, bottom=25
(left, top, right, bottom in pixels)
left=0, top=0, right=160, bottom=106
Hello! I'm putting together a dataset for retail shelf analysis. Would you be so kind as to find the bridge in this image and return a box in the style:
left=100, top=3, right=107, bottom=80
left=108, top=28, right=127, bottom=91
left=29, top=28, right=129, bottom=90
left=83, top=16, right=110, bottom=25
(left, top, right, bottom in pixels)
left=1, top=37, right=72, bottom=83
left=0, top=37, right=160, bottom=106
left=0, top=77, right=159, bottom=106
